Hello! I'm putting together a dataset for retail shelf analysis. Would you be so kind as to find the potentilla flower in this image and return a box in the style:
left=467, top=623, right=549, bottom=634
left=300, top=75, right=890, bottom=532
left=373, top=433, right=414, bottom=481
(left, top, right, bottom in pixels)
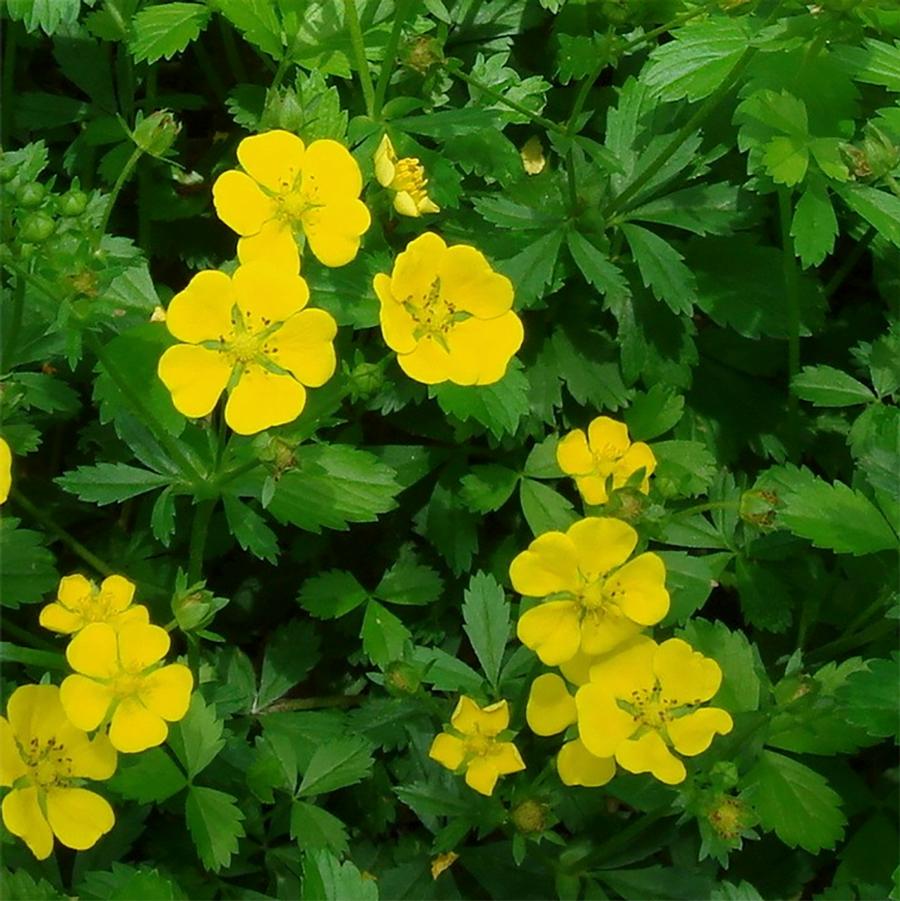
left=510, top=517, right=669, bottom=665
left=557, top=416, right=657, bottom=505
left=429, top=697, right=525, bottom=796
left=374, top=232, right=524, bottom=386
left=0, top=684, right=116, bottom=860
left=575, top=638, right=733, bottom=785
left=60, top=622, right=193, bottom=754
left=213, top=129, right=371, bottom=269
left=39, top=574, right=147, bottom=635
left=0, top=436, right=11, bottom=504
left=374, top=135, right=440, bottom=217
left=157, top=261, right=337, bottom=435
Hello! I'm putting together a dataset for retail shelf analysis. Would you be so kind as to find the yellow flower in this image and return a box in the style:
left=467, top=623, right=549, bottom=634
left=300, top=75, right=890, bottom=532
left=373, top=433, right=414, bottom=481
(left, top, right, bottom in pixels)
left=575, top=638, right=733, bottom=785
left=39, top=574, right=148, bottom=635
left=0, top=684, right=116, bottom=860
left=521, top=136, right=546, bottom=175
left=374, top=232, right=524, bottom=386
left=510, top=517, right=669, bottom=666
left=0, top=436, right=11, bottom=504
left=374, top=135, right=440, bottom=217
left=428, top=697, right=525, bottom=796
left=557, top=416, right=657, bottom=505
left=60, top=622, right=193, bottom=754
left=212, top=129, right=371, bottom=269
left=157, top=261, right=337, bottom=435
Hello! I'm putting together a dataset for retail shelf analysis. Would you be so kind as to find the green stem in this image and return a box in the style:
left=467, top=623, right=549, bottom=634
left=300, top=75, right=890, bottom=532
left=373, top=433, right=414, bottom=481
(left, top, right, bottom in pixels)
left=1, top=275, right=25, bottom=373
left=216, top=456, right=265, bottom=490
left=373, top=0, right=413, bottom=117
left=886, top=175, right=900, bottom=199
left=102, top=0, right=130, bottom=40
left=344, top=0, right=377, bottom=117
left=257, top=694, right=364, bottom=714
left=96, top=146, right=143, bottom=246
left=778, top=187, right=801, bottom=388
left=824, top=226, right=876, bottom=298
left=673, top=499, right=742, bottom=518
left=0, top=642, right=68, bottom=672
left=187, top=498, right=217, bottom=584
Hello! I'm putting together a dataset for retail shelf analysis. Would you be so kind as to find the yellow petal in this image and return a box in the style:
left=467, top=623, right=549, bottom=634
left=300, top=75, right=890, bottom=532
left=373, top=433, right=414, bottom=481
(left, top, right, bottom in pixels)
left=302, top=199, right=371, bottom=267
left=0, top=437, right=10, bottom=504
left=429, top=733, right=466, bottom=771
left=587, top=416, right=631, bottom=460
left=391, top=232, right=447, bottom=303
left=68, top=733, right=117, bottom=780
left=418, top=196, right=440, bottom=214
left=376, top=276, right=417, bottom=355
left=579, top=606, right=645, bottom=656
left=237, top=219, right=300, bottom=272
left=39, top=603, right=84, bottom=634
left=557, top=739, right=616, bottom=787
left=212, top=169, right=276, bottom=236
left=614, top=442, right=656, bottom=493
left=451, top=697, right=509, bottom=737
left=374, top=135, right=397, bottom=186
left=67, top=623, right=119, bottom=678
left=615, top=731, right=685, bottom=785
left=393, top=191, right=421, bottom=218
left=7, top=684, right=68, bottom=745
left=109, top=697, right=168, bottom=753
left=556, top=430, right=593, bottom=476
left=464, top=758, right=499, bottom=796
left=587, top=635, right=658, bottom=699
left=667, top=708, right=733, bottom=756
left=567, top=517, right=638, bottom=579
left=653, top=638, right=722, bottom=705
left=605, top=553, right=669, bottom=627
left=397, top=336, right=452, bottom=385
left=57, top=573, right=93, bottom=610
left=59, top=675, right=113, bottom=732
left=2, top=787, right=54, bottom=860
left=99, top=575, right=136, bottom=613
left=439, top=244, right=514, bottom=319
left=558, top=649, right=602, bottom=687
left=158, top=345, right=232, bottom=419
left=139, top=665, right=193, bottom=721
left=492, top=741, right=526, bottom=775
left=301, top=139, right=363, bottom=203
left=110, top=605, right=150, bottom=630
left=0, top=717, right=27, bottom=787
left=231, top=261, right=310, bottom=330
left=444, top=311, right=524, bottom=386
left=574, top=474, right=610, bottom=505
left=165, top=270, right=235, bottom=344
left=224, top=365, right=306, bottom=435
left=521, top=136, right=546, bottom=175
left=574, top=683, right=638, bottom=758
left=266, top=309, right=337, bottom=387
left=237, top=129, right=305, bottom=193
left=118, top=622, right=170, bottom=673
left=516, top=601, right=582, bottom=666
left=526, top=674, right=576, bottom=736
left=509, top=531, right=579, bottom=597
left=46, top=787, right=115, bottom=851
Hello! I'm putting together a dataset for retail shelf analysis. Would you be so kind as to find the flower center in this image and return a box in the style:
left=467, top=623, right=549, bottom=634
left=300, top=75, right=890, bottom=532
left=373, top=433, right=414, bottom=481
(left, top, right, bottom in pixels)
left=708, top=797, right=744, bottom=839
left=463, top=732, right=493, bottom=758
left=392, top=158, right=430, bottom=202
left=112, top=673, right=146, bottom=697
left=226, top=331, right=263, bottom=365
left=279, top=190, right=310, bottom=222
left=626, top=684, right=678, bottom=729
left=22, top=735, right=72, bottom=788
left=406, top=277, right=462, bottom=341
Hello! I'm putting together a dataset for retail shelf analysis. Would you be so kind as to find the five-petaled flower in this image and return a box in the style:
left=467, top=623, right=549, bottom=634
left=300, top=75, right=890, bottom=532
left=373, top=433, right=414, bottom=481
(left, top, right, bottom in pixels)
left=510, top=517, right=669, bottom=665
left=0, top=436, right=11, bottom=504
left=0, top=684, right=116, bottom=860
left=557, top=416, right=656, bottom=505
left=60, top=622, right=193, bottom=754
left=429, top=697, right=525, bottom=795
left=40, top=574, right=147, bottom=635
left=157, top=261, right=337, bottom=435
left=374, top=135, right=440, bottom=217
left=374, top=232, right=524, bottom=386
left=213, top=130, right=370, bottom=269
left=575, top=637, right=733, bottom=785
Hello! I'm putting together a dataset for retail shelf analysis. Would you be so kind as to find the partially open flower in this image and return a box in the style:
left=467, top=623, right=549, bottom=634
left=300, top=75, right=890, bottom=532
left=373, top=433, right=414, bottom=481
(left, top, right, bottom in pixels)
left=0, top=436, right=10, bottom=504
left=374, top=135, right=439, bottom=217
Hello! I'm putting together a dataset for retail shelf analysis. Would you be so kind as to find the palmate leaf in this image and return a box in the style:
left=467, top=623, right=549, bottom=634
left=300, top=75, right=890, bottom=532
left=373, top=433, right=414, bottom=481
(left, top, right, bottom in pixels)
left=302, top=850, right=379, bottom=901
left=462, top=571, right=510, bottom=689
left=130, top=3, right=211, bottom=64
left=298, top=736, right=374, bottom=797
left=185, top=786, right=245, bottom=873
left=621, top=224, right=696, bottom=316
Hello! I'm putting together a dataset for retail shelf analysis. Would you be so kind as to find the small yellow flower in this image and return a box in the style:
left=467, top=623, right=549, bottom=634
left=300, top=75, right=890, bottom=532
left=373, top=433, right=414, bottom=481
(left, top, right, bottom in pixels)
left=374, top=232, right=524, bottom=386
left=430, top=851, right=459, bottom=879
left=521, top=136, right=546, bottom=175
left=0, top=684, right=116, bottom=860
left=60, top=622, right=193, bottom=754
left=374, top=135, right=440, bottom=217
left=39, top=574, right=148, bottom=635
left=575, top=638, right=733, bottom=785
left=510, top=517, right=669, bottom=665
left=429, top=697, right=525, bottom=796
left=213, top=129, right=371, bottom=269
left=157, top=261, right=337, bottom=435
left=557, top=416, right=656, bottom=505
left=0, top=436, right=10, bottom=504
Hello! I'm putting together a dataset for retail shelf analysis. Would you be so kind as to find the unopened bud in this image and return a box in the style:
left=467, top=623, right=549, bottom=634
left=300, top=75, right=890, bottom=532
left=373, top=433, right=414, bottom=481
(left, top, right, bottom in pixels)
left=173, top=588, right=217, bottom=632
left=384, top=661, right=421, bottom=696
left=511, top=799, right=549, bottom=835
left=404, top=36, right=443, bottom=73
left=739, top=489, right=778, bottom=528
left=133, top=111, right=181, bottom=158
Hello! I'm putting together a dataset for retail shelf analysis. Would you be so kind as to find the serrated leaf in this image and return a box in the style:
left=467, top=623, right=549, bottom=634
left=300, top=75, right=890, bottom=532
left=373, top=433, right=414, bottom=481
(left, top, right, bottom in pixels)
left=298, top=570, right=369, bottom=619
left=653, top=440, right=717, bottom=497
left=622, top=224, right=696, bottom=315
left=223, top=495, right=279, bottom=563
left=421, top=479, right=479, bottom=575
left=6, top=0, right=79, bottom=34
left=431, top=363, right=529, bottom=439
left=168, top=694, right=225, bottom=779
left=185, top=786, right=245, bottom=872
left=130, top=3, right=210, bottom=64
left=151, top=487, right=176, bottom=547
left=834, top=38, right=900, bottom=91
left=624, top=385, right=684, bottom=440
left=55, top=463, right=170, bottom=505
left=107, top=748, right=188, bottom=804
left=216, top=0, right=283, bottom=59
left=550, top=330, right=629, bottom=411
left=628, top=182, right=744, bottom=237
left=494, top=229, right=564, bottom=308
left=763, top=135, right=809, bottom=186
left=519, top=478, right=577, bottom=535
left=413, top=646, right=484, bottom=695
left=659, top=551, right=730, bottom=625
left=791, top=182, right=838, bottom=268
left=374, top=548, right=444, bottom=606
left=835, top=656, right=899, bottom=740
left=258, top=620, right=321, bottom=708
left=462, top=572, right=510, bottom=689
left=298, top=736, right=374, bottom=797
left=791, top=365, right=875, bottom=407
left=459, top=464, right=519, bottom=514
left=301, top=849, right=379, bottom=901
left=744, top=751, right=845, bottom=853
left=837, top=184, right=900, bottom=248
left=77, top=862, right=186, bottom=900
left=361, top=600, right=410, bottom=668
left=0, top=518, right=58, bottom=608
left=291, top=801, right=349, bottom=855
left=566, top=231, right=630, bottom=300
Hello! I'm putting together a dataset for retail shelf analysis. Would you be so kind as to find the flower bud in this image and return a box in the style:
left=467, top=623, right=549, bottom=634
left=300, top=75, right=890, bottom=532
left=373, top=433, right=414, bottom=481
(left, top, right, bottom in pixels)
left=0, top=160, right=19, bottom=184
left=511, top=799, right=550, bottom=835
left=133, top=111, right=181, bottom=158
left=59, top=189, right=89, bottom=217
left=20, top=211, right=56, bottom=243
left=739, top=489, right=778, bottom=528
left=16, top=182, right=46, bottom=209
left=404, top=36, right=444, bottom=73
left=348, top=360, right=384, bottom=400
left=384, top=661, right=421, bottom=696
left=706, top=794, right=752, bottom=841
left=172, top=588, right=218, bottom=632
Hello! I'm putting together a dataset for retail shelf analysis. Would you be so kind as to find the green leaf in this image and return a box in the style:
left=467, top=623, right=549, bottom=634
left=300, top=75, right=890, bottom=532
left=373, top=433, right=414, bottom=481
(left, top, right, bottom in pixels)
left=374, top=547, right=444, bottom=606
left=151, top=487, right=176, bottom=547
left=459, top=464, right=520, bottom=514
left=185, top=786, right=245, bottom=873
left=168, top=694, right=225, bottom=780
left=659, top=551, right=731, bottom=625
left=628, top=182, right=744, bottom=237
left=762, top=135, right=809, bottom=186
left=622, top=224, right=696, bottom=315
left=744, top=751, right=846, bottom=853
left=837, top=184, right=900, bottom=248
left=431, top=363, right=529, bottom=439
left=834, top=38, right=900, bottom=91
left=222, top=495, right=279, bottom=563
left=130, top=3, right=210, bottom=64
left=299, top=570, right=369, bottom=619
left=301, top=850, right=379, bottom=901
left=523, top=436, right=564, bottom=479
left=566, top=231, right=630, bottom=300
left=462, top=572, right=510, bottom=688
left=624, top=385, right=685, bottom=440
left=756, top=464, right=897, bottom=555
left=791, top=182, right=838, bottom=268
left=55, top=463, right=170, bottom=506
left=107, top=748, right=188, bottom=804
left=361, top=599, right=411, bottom=668
left=258, top=620, right=321, bottom=708
left=77, top=862, right=186, bottom=900
left=298, top=736, right=374, bottom=797
left=735, top=557, right=793, bottom=633
left=791, top=365, right=875, bottom=407
left=413, top=646, right=484, bottom=695
left=291, top=801, right=349, bottom=855
left=0, top=518, right=58, bottom=608
left=519, top=478, right=577, bottom=536
left=835, top=656, right=899, bottom=740
left=653, top=440, right=717, bottom=497
left=216, top=0, right=283, bottom=59
left=5, top=0, right=79, bottom=34
left=421, top=479, right=479, bottom=575
left=494, top=229, right=565, bottom=308
left=550, top=330, right=629, bottom=411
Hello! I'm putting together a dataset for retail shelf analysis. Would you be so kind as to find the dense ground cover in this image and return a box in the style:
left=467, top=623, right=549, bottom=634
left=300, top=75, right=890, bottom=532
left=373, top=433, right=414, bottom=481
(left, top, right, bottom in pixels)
left=0, top=0, right=898, bottom=898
